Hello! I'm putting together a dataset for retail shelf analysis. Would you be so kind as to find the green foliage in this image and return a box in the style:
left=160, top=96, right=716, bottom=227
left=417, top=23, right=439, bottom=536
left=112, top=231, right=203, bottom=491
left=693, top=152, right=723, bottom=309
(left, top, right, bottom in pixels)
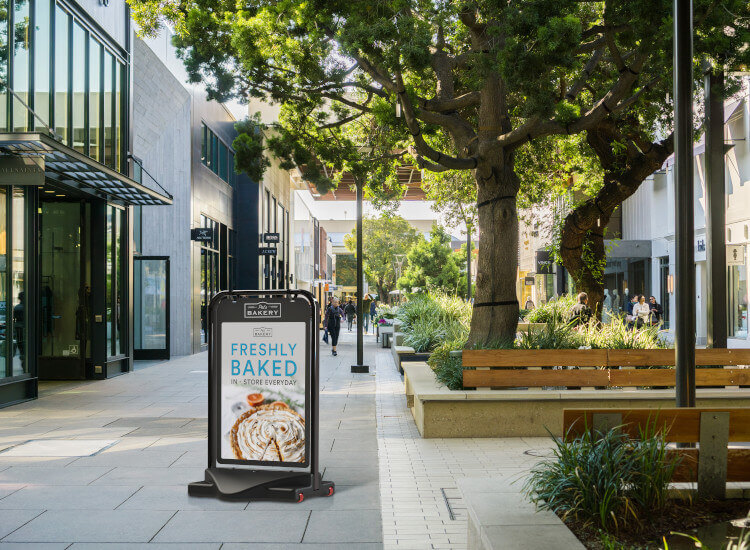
left=524, top=425, right=680, bottom=532
left=232, top=113, right=270, bottom=182
left=344, top=214, right=419, bottom=300
left=335, top=254, right=357, bottom=287
left=524, top=295, right=577, bottom=324
left=428, top=339, right=466, bottom=391
left=397, top=293, right=471, bottom=353
left=398, top=226, right=462, bottom=294
left=375, top=304, right=398, bottom=320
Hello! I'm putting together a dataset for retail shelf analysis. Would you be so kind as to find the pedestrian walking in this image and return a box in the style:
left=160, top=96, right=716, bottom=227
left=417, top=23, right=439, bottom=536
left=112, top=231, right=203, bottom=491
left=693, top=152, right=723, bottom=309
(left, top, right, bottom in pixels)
left=344, top=299, right=356, bottom=331
left=362, top=294, right=372, bottom=333
left=325, top=297, right=344, bottom=356
left=322, top=296, right=332, bottom=343
left=369, top=299, right=378, bottom=334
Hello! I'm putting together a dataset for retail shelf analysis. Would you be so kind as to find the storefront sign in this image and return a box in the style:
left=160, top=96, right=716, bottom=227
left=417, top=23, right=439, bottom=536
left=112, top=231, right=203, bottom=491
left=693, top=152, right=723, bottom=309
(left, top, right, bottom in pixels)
left=535, top=250, right=554, bottom=275
left=188, top=290, right=333, bottom=502
left=0, top=155, right=45, bottom=186
left=727, top=245, right=746, bottom=266
left=259, top=247, right=277, bottom=256
left=191, top=228, right=214, bottom=242
left=524, top=276, right=535, bottom=286
left=263, top=233, right=280, bottom=243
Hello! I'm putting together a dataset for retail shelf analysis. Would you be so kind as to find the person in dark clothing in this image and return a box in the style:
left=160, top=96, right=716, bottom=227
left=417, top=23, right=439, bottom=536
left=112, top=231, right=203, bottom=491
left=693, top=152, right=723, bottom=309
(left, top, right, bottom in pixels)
left=568, top=292, right=592, bottom=327
left=648, top=296, right=663, bottom=325
left=322, top=296, right=332, bottom=343
left=369, top=300, right=378, bottom=334
left=325, top=297, right=344, bottom=356
left=344, top=299, right=356, bottom=331
left=13, top=292, right=24, bottom=361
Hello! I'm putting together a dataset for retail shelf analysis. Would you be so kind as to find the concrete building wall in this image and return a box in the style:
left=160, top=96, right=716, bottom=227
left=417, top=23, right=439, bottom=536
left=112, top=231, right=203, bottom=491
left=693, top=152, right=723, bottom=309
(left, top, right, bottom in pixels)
left=132, top=37, right=193, bottom=356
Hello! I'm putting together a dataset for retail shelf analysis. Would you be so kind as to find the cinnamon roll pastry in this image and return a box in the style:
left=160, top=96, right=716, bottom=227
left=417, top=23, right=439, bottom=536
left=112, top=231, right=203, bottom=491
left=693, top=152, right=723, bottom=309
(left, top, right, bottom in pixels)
left=230, top=404, right=305, bottom=462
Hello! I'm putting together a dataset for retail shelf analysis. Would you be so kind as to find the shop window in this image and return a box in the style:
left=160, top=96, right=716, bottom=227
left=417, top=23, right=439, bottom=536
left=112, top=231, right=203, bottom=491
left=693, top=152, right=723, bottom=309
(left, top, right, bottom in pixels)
left=71, top=21, right=86, bottom=152
left=53, top=5, right=69, bottom=144
left=11, top=0, right=30, bottom=131
left=33, top=0, right=51, bottom=131
left=89, top=37, right=102, bottom=161
left=103, top=51, right=114, bottom=167
left=106, top=205, right=125, bottom=357
left=0, top=0, right=7, bottom=131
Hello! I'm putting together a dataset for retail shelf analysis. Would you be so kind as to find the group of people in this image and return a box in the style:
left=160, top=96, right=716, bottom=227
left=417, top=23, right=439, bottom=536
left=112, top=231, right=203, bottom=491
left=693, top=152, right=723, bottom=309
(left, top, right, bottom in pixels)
left=568, top=292, right=664, bottom=328
left=321, top=294, right=379, bottom=356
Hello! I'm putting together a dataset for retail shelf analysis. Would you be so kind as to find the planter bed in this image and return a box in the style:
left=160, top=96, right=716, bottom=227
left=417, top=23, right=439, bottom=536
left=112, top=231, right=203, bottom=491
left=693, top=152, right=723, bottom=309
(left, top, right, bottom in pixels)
left=403, top=362, right=750, bottom=438
left=391, top=346, right=431, bottom=374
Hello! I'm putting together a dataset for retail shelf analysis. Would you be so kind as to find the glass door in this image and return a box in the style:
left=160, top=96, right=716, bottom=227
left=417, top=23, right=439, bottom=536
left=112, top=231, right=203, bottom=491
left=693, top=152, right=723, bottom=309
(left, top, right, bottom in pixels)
left=134, top=257, right=169, bottom=360
left=38, top=198, right=90, bottom=379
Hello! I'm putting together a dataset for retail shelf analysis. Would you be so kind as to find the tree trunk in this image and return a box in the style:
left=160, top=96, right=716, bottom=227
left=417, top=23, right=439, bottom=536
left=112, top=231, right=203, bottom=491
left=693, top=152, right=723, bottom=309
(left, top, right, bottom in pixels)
left=559, top=120, right=673, bottom=317
left=467, top=158, right=520, bottom=347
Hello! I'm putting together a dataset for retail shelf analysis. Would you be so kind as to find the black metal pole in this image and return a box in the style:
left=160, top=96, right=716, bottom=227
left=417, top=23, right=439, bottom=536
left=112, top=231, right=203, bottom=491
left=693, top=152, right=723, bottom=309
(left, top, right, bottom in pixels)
left=352, top=178, right=369, bottom=373
left=466, top=225, right=472, bottom=299
left=704, top=63, right=727, bottom=349
left=674, top=0, right=696, bottom=407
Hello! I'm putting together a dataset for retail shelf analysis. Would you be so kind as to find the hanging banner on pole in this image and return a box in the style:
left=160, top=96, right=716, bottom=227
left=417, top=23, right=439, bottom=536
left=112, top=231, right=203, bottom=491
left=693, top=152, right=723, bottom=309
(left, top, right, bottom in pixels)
left=189, top=290, right=334, bottom=502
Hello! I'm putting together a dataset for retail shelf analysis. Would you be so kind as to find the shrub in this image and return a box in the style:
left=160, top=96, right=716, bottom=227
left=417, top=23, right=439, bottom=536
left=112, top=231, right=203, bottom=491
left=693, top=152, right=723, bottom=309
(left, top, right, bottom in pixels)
left=398, top=293, right=471, bottom=353
left=524, top=424, right=680, bottom=533
left=376, top=304, right=398, bottom=319
left=524, top=295, right=577, bottom=324
left=428, top=338, right=466, bottom=390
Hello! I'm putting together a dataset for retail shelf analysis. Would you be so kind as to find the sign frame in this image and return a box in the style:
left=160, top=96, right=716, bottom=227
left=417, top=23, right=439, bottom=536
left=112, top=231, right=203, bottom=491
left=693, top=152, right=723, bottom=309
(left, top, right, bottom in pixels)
left=263, top=232, right=280, bottom=243
left=191, top=227, right=214, bottom=243
left=258, top=247, right=278, bottom=256
left=188, top=289, right=334, bottom=502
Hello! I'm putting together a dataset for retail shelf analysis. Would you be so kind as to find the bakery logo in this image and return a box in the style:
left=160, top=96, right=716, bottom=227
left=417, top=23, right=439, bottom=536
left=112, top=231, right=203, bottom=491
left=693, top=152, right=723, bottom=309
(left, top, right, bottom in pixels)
left=244, top=302, right=281, bottom=318
left=252, top=327, right=273, bottom=337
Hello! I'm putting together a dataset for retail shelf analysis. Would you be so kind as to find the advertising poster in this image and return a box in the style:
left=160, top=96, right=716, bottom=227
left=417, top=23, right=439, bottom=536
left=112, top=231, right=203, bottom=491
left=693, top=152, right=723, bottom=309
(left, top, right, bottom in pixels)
left=220, top=321, right=307, bottom=465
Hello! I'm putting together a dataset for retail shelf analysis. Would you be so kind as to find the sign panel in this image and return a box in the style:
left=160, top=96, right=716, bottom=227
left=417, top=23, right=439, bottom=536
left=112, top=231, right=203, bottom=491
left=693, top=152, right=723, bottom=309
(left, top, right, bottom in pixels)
left=0, top=155, right=45, bottom=186
left=263, top=233, right=280, bottom=243
left=727, top=244, right=746, bottom=266
left=220, top=321, right=307, bottom=465
left=191, top=227, right=214, bottom=242
left=535, top=250, right=554, bottom=275
left=259, top=247, right=277, bottom=256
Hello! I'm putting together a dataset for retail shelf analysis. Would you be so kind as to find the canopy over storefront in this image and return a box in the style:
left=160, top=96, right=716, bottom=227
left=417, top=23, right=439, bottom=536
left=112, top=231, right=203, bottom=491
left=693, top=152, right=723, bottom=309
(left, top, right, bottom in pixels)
left=0, top=133, right=172, bottom=206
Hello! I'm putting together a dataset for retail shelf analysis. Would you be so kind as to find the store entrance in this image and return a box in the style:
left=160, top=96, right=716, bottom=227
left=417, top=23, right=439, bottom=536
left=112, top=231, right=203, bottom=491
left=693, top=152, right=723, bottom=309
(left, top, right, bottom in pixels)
left=38, top=197, right=91, bottom=380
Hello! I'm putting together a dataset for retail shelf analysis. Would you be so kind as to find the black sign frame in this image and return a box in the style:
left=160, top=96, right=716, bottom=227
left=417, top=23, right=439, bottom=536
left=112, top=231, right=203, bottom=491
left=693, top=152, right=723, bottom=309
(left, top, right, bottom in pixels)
left=263, top=232, right=280, bottom=243
left=188, top=289, right=334, bottom=502
left=191, top=228, right=214, bottom=242
left=258, top=247, right=277, bottom=256
left=535, top=250, right=554, bottom=275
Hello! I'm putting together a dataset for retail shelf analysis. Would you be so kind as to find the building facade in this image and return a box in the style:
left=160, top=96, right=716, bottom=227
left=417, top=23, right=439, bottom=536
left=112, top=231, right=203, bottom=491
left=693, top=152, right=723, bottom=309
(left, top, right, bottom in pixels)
left=0, top=0, right=172, bottom=408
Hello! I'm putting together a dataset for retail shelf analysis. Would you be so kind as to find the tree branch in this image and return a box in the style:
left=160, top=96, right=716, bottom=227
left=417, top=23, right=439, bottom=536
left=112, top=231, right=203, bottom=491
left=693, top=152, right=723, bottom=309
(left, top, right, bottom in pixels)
left=566, top=47, right=605, bottom=100
left=419, top=92, right=480, bottom=112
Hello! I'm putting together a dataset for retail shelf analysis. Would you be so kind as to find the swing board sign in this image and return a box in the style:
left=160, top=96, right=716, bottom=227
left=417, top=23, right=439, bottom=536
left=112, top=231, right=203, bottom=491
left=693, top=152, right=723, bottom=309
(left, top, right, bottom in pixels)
left=189, top=290, right=334, bottom=501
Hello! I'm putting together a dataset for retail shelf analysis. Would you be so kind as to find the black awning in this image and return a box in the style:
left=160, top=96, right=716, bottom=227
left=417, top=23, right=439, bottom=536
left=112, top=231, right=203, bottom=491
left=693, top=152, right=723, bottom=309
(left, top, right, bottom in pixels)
left=0, top=133, right=172, bottom=206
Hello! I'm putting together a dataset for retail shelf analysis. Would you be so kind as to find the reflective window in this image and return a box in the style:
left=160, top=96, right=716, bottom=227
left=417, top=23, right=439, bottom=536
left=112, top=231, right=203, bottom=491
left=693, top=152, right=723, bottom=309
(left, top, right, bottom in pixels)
left=33, top=0, right=51, bottom=130
left=103, top=50, right=113, bottom=167
left=12, top=0, right=30, bottom=131
left=0, top=0, right=8, bottom=131
left=11, top=188, right=26, bottom=374
left=115, top=60, right=123, bottom=171
left=53, top=5, right=69, bottom=144
left=71, top=21, right=85, bottom=152
left=0, top=189, right=6, bottom=377
left=89, top=37, right=101, bottom=161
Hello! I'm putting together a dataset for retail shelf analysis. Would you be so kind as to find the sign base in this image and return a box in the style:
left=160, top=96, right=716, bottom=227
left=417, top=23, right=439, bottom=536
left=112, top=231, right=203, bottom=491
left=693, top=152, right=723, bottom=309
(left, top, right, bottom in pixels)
left=351, top=364, right=369, bottom=373
left=189, top=468, right=334, bottom=503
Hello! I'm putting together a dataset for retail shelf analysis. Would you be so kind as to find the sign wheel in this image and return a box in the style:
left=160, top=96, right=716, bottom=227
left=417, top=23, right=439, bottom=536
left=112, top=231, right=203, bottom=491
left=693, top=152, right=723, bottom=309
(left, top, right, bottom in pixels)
left=297, top=493, right=305, bottom=503
left=327, top=486, right=334, bottom=497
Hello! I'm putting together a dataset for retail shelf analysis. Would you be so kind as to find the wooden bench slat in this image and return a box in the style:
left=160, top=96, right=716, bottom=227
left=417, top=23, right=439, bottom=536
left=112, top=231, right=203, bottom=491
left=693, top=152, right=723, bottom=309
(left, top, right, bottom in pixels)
left=669, top=448, right=750, bottom=482
left=563, top=408, right=750, bottom=443
left=463, top=369, right=609, bottom=388
left=607, top=349, right=675, bottom=367
left=695, top=348, right=750, bottom=365
left=608, top=368, right=750, bottom=387
left=462, top=349, right=608, bottom=368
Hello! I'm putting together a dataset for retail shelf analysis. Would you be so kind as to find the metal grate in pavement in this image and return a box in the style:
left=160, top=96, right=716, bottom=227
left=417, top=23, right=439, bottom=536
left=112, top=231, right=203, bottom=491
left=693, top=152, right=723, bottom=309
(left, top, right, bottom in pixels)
left=441, top=487, right=467, bottom=520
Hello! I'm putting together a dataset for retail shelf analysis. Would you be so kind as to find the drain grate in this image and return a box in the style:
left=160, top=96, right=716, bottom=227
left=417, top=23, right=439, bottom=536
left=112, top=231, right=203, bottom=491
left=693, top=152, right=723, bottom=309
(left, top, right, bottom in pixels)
left=440, top=488, right=467, bottom=520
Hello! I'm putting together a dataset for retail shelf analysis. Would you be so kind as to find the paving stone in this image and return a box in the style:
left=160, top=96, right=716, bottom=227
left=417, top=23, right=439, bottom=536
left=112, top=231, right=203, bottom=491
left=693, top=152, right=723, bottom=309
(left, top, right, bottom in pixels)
left=303, top=510, right=383, bottom=543
left=68, top=544, right=220, bottom=549
left=0, top=510, right=43, bottom=539
left=3, top=510, right=175, bottom=543
left=117, top=485, right=249, bottom=511
left=90, top=466, right=203, bottom=486
left=0, top=485, right=138, bottom=510
left=0, top=466, right=113, bottom=486
left=152, top=510, right=310, bottom=543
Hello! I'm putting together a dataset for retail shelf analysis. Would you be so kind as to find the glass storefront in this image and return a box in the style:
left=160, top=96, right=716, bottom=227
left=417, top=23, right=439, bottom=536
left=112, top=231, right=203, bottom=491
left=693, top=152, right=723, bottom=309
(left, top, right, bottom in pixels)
left=729, top=257, right=748, bottom=339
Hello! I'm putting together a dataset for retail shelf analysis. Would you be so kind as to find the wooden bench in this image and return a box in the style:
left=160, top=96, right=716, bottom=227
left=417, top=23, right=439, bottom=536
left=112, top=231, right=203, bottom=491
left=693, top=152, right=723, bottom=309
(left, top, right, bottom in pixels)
left=563, top=407, right=750, bottom=498
left=462, top=349, right=750, bottom=389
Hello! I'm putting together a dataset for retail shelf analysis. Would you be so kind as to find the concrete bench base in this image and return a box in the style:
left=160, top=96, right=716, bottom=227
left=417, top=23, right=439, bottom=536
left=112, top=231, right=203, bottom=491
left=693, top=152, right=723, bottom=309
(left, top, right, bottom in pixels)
left=403, top=363, right=750, bottom=438
left=460, top=478, right=584, bottom=550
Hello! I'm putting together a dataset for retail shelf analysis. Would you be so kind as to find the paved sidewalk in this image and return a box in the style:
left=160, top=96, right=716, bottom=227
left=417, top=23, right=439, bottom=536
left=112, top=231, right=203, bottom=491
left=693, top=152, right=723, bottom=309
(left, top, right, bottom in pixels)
left=0, top=329, right=382, bottom=549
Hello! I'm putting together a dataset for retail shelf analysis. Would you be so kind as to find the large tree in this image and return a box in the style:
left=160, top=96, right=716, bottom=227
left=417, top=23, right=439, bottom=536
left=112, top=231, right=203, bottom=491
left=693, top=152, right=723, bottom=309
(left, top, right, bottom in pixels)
left=344, top=214, right=420, bottom=301
left=130, top=0, right=742, bottom=345
left=398, top=226, right=463, bottom=294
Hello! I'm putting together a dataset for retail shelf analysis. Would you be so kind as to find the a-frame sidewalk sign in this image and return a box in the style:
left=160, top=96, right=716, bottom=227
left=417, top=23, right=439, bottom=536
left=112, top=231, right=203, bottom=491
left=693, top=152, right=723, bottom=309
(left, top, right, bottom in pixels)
left=189, top=290, right=334, bottom=502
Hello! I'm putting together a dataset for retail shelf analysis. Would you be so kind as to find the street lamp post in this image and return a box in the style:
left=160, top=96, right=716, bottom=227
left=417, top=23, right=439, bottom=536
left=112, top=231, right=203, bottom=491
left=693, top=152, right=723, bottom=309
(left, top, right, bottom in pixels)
left=352, top=178, right=369, bottom=373
left=673, top=0, right=696, bottom=408
left=466, top=225, right=472, bottom=300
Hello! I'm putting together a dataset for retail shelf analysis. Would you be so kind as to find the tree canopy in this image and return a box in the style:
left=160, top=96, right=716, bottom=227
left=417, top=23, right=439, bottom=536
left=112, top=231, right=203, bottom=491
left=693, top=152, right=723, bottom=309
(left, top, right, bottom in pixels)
left=344, top=214, right=420, bottom=301
left=398, top=225, right=463, bottom=295
left=130, top=0, right=750, bottom=345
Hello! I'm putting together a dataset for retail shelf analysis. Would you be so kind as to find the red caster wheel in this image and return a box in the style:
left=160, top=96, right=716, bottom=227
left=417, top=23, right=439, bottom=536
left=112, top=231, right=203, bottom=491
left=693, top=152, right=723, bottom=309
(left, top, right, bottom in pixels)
left=327, top=487, right=334, bottom=496
left=297, top=493, right=305, bottom=503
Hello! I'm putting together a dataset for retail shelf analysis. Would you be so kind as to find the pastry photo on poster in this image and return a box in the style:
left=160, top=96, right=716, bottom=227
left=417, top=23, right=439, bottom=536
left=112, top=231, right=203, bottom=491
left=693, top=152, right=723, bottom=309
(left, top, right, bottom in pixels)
left=220, top=321, right=306, bottom=465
